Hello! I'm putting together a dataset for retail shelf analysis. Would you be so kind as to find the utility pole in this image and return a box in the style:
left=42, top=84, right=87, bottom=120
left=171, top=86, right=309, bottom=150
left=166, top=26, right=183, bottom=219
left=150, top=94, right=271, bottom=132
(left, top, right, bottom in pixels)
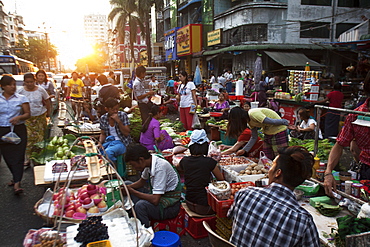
left=45, top=32, right=50, bottom=71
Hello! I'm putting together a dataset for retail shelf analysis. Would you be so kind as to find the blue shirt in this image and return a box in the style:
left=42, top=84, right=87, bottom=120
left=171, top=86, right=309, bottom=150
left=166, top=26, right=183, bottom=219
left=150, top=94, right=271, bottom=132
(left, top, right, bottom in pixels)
left=0, top=93, right=29, bottom=127
left=167, top=79, right=174, bottom=87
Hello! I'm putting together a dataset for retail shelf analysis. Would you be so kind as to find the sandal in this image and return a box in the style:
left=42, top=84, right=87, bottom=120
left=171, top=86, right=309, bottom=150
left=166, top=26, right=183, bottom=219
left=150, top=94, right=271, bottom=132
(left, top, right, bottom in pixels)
left=14, top=188, right=24, bottom=195
left=7, top=180, right=15, bottom=186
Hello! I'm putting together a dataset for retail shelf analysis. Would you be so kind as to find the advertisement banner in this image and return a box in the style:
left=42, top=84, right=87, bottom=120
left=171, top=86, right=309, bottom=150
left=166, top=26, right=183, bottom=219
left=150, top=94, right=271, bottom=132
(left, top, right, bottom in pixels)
left=207, top=29, right=222, bottom=46
left=164, top=28, right=178, bottom=61
left=177, top=24, right=202, bottom=56
left=279, top=106, right=297, bottom=125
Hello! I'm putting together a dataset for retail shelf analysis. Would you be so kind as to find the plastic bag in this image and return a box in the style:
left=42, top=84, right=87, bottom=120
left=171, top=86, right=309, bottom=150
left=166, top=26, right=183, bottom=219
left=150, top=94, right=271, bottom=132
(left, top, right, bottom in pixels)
left=208, top=181, right=231, bottom=200
left=208, top=141, right=221, bottom=162
left=1, top=125, right=21, bottom=144
left=191, top=113, right=201, bottom=129
left=258, top=151, right=273, bottom=169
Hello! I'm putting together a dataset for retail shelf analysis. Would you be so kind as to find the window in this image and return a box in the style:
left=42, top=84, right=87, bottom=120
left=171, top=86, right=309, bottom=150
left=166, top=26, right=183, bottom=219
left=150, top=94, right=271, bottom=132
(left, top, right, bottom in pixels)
left=338, top=0, right=370, bottom=7
left=11, top=33, right=14, bottom=38
left=301, top=0, right=331, bottom=6
left=300, top=21, right=330, bottom=38
left=10, top=25, right=13, bottom=30
left=9, top=17, right=12, bottom=21
left=223, top=24, right=268, bottom=44
left=336, top=23, right=358, bottom=38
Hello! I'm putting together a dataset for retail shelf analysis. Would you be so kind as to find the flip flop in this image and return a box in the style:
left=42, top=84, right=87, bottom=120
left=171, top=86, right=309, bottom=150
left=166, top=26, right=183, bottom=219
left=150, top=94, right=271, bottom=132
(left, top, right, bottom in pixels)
left=14, top=188, right=24, bottom=195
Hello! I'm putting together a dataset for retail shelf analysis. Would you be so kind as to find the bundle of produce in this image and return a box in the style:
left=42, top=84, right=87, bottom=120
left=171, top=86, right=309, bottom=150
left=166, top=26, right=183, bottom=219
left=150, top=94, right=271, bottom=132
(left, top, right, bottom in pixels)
left=206, top=118, right=228, bottom=130
left=230, top=182, right=254, bottom=199
left=238, top=163, right=269, bottom=175
left=219, top=156, right=255, bottom=166
left=159, top=118, right=185, bottom=132
left=128, top=108, right=142, bottom=142
left=314, top=202, right=341, bottom=217
left=31, top=134, right=85, bottom=164
left=289, top=138, right=333, bottom=161
left=208, top=181, right=231, bottom=200
left=74, top=216, right=109, bottom=247
left=333, top=215, right=370, bottom=247
left=23, top=229, right=66, bottom=247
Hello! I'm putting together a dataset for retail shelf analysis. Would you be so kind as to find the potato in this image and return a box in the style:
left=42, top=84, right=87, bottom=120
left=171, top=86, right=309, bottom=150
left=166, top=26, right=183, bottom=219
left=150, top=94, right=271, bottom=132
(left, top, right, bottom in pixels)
left=261, top=168, right=268, bottom=173
left=239, top=170, right=245, bottom=175
left=245, top=170, right=251, bottom=175
left=257, top=170, right=262, bottom=174
left=252, top=170, right=257, bottom=174
left=250, top=163, right=257, bottom=168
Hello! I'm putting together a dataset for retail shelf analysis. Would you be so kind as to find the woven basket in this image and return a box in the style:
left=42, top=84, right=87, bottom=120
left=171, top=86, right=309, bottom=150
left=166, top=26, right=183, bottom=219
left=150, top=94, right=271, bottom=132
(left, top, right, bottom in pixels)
left=34, top=199, right=83, bottom=224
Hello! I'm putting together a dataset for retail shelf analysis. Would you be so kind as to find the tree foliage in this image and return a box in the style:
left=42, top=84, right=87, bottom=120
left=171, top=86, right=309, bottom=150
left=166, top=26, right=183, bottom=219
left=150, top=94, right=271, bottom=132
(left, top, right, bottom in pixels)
left=15, top=37, right=58, bottom=68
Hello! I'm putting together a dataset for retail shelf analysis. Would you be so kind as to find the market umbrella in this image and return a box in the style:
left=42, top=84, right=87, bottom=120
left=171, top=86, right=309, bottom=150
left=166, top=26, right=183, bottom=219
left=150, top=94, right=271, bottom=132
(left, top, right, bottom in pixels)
left=254, top=55, right=263, bottom=85
left=194, top=65, right=201, bottom=86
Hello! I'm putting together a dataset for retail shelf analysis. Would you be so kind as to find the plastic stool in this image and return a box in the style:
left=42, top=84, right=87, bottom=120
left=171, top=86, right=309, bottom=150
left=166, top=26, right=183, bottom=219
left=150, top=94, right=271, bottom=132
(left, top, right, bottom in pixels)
left=151, top=206, right=185, bottom=236
left=152, top=231, right=182, bottom=247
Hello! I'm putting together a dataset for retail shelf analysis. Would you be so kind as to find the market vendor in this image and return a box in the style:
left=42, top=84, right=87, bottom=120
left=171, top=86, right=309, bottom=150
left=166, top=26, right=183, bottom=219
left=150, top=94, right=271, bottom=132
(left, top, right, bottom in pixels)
left=140, top=105, right=174, bottom=151
left=236, top=108, right=289, bottom=160
left=123, top=143, right=182, bottom=227
left=179, top=129, right=224, bottom=215
left=324, top=73, right=370, bottom=197
left=228, top=146, right=320, bottom=247
left=220, top=107, right=263, bottom=158
left=213, top=93, right=230, bottom=119
left=99, top=98, right=132, bottom=163
left=315, top=82, right=344, bottom=138
left=288, top=107, right=322, bottom=140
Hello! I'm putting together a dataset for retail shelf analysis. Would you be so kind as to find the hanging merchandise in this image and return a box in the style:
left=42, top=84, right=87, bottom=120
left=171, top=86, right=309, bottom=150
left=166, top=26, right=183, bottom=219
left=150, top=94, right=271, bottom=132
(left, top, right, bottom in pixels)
left=288, top=70, right=321, bottom=101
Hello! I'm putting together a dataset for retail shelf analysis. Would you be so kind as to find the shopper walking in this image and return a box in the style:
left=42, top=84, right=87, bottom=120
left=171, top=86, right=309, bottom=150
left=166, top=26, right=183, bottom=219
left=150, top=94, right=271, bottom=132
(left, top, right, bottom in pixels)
left=177, top=70, right=197, bottom=130
left=18, top=73, right=51, bottom=166
left=0, top=75, right=30, bottom=194
left=133, top=66, right=155, bottom=124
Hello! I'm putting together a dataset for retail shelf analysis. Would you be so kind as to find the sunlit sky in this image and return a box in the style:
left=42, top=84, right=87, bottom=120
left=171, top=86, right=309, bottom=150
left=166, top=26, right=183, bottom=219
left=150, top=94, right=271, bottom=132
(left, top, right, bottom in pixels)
left=2, top=0, right=112, bottom=70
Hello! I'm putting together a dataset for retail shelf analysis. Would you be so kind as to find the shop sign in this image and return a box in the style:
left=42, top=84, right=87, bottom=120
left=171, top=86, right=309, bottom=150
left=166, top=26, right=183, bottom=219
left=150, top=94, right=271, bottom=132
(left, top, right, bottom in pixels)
left=177, top=24, right=202, bottom=56
left=207, top=29, right=222, bottom=46
left=279, top=106, right=297, bottom=125
left=164, top=28, right=178, bottom=61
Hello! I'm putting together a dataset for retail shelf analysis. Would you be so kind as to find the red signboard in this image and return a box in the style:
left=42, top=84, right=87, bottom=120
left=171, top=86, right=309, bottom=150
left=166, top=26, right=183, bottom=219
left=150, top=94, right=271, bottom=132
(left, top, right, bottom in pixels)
left=279, top=106, right=297, bottom=125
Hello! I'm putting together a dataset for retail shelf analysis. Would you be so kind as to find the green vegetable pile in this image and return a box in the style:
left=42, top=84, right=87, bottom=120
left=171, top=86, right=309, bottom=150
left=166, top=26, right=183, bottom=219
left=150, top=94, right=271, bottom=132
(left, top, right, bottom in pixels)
left=206, top=118, right=228, bottom=130
left=289, top=138, right=333, bottom=161
left=314, top=202, right=341, bottom=217
left=30, top=134, right=85, bottom=164
left=159, top=119, right=185, bottom=132
left=129, top=108, right=143, bottom=142
left=332, top=215, right=370, bottom=246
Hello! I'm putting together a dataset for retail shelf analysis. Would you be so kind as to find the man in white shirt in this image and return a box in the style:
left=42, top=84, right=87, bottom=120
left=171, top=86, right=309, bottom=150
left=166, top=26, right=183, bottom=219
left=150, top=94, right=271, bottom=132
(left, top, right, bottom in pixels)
left=133, top=66, right=155, bottom=123
left=124, top=143, right=182, bottom=227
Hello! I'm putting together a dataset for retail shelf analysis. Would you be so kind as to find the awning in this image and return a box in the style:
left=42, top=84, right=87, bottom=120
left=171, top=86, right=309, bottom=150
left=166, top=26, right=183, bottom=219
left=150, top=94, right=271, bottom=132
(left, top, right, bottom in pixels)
left=178, top=0, right=201, bottom=11
left=206, top=54, right=218, bottom=61
left=265, top=51, right=324, bottom=67
left=203, top=44, right=334, bottom=56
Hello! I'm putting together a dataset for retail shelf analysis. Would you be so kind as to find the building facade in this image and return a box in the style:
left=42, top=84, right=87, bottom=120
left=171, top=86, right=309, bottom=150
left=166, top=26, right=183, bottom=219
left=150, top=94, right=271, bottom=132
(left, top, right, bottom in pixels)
left=84, top=14, right=108, bottom=45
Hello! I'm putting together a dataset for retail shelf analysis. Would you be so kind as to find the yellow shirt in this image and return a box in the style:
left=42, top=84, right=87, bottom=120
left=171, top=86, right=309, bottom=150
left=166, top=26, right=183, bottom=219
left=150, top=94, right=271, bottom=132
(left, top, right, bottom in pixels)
left=67, top=79, right=84, bottom=98
left=248, top=108, right=287, bottom=135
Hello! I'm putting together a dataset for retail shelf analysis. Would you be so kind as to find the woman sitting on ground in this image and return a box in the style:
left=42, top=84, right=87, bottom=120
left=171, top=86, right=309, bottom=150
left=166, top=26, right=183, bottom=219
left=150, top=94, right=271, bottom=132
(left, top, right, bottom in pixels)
left=140, top=105, right=174, bottom=151
left=220, top=107, right=263, bottom=158
left=288, top=107, right=322, bottom=140
left=179, top=129, right=224, bottom=215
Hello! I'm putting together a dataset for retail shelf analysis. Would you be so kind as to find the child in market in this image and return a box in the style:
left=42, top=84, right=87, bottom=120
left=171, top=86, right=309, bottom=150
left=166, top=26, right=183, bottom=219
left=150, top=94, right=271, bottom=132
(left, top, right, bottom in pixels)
left=81, top=99, right=98, bottom=123
left=179, top=129, right=224, bottom=215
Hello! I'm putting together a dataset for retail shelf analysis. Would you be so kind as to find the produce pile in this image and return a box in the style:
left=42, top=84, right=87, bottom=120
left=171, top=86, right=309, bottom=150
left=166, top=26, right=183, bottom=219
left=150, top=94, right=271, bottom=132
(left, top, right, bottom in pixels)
left=230, top=182, right=254, bottom=199
left=333, top=215, right=370, bottom=247
left=206, top=118, right=228, bottom=130
left=128, top=108, right=142, bottom=142
left=160, top=118, right=185, bottom=138
left=51, top=184, right=108, bottom=219
left=314, top=202, right=341, bottom=217
left=30, top=134, right=85, bottom=164
left=74, top=216, right=109, bottom=247
left=238, top=163, right=269, bottom=175
left=219, top=156, right=256, bottom=166
left=289, top=138, right=333, bottom=161
left=32, top=231, right=65, bottom=247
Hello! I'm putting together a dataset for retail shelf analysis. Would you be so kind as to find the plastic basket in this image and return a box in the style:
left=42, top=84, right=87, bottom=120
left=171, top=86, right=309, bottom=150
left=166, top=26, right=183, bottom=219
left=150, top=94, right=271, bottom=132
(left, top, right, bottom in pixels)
left=220, top=131, right=237, bottom=146
left=87, top=240, right=112, bottom=247
left=207, top=181, right=254, bottom=217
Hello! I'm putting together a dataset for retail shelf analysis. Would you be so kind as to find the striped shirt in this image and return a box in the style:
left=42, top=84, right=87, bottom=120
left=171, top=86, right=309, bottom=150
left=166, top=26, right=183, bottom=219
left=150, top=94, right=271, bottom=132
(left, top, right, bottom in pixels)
left=228, top=183, right=320, bottom=247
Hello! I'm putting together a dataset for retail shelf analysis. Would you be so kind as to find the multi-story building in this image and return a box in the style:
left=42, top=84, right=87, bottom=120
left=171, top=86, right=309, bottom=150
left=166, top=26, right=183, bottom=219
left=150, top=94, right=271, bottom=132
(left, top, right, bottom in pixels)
left=161, top=0, right=370, bottom=79
left=0, top=2, right=10, bottom=51
left=203, top=0, right=370, bottom=78
left=8, top=13, right=26, bottom=53
left=84, top=14, right=108, bottom=45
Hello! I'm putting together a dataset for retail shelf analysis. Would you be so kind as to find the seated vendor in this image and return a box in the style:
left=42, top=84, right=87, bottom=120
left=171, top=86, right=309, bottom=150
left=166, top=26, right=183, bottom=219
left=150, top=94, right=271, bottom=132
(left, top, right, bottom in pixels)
left=220, top=107, right=263, bottom=158
left=179, top=129, right=224, bottom=215
left=213, top=93, right=230, bottom=119
left=228, top=146, right=320, bottom=247
left=140, top=105, right=174, bottom=151
left=99, top=98, right=132, bottom=163
left=288, top=108, right=322, bottom=140
left=81, top=99, right=98, bottom=123
left=124, top=143, right=182, bottom=227
left=163, top=95, right=178, bottom=114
